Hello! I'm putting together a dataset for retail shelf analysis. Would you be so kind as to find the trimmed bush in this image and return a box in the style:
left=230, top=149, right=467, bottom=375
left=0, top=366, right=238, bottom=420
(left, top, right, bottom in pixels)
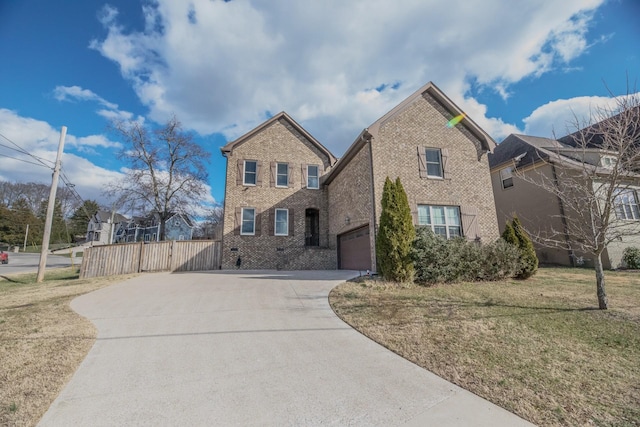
left=511, top=217, right=538, bottom=279
left=622, top=247, right=640, bottom=269
left=376, top=177, right=415, bottom=282
left=412, top=227, right=522, bottom=285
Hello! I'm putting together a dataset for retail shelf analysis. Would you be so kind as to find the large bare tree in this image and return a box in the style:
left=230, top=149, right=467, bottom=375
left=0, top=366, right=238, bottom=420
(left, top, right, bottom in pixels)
left=517, top=91, right=640, bottom=309
left=105, top=116, right=210, bottom=240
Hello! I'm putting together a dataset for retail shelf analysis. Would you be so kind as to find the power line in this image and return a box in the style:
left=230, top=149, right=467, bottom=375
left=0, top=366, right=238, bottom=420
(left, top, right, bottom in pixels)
left=0, top=132, right=55, bottom=168
left=0, top=152, right=51, bottom=168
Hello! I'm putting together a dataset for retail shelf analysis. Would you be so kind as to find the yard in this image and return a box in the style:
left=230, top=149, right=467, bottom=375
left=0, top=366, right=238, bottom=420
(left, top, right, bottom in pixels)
left=329, top=267, right=640, bottom=427
left=0, top=268, right=132, bottom=426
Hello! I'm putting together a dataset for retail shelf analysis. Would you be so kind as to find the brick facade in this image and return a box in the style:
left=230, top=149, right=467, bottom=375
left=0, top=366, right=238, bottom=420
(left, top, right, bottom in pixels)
left=221, top=83, right=500, bottom=270
left=369, top=91, right=500, bottom=248
left=221, top=114, right=335, bottom=269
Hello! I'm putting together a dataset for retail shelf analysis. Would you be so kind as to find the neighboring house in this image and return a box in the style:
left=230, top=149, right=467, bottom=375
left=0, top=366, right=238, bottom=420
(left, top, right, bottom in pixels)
left=488, top=133, right=640, bottom=269
left=114, top=212, right=194, bottom=243
left=220, top=81, right=500, bottom=270
left=87, top=210, right=128, bottom=245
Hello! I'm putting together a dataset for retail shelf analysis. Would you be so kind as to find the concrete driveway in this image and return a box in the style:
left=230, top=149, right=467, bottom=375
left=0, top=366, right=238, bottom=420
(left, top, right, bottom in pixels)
left=39, top=270, right=533, bottom=426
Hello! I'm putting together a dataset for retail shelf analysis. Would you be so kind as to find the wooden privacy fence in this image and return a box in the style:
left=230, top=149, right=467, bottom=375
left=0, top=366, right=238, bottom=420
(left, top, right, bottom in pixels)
left=79, top=240, right=221, bottom=279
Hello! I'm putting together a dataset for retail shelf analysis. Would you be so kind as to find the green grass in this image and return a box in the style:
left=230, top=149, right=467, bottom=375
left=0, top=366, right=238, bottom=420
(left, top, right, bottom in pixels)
left=330, top=267, right=640, bottom=427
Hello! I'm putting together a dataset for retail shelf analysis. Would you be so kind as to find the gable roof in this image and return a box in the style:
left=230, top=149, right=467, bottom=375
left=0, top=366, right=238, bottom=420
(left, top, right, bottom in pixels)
left=94, top=210, right=128, bottom=224
left=220, top=111, right=337, bottom=164
left=558, top=105, right=640, bottom=149
left=323, top=81, right=497, bottom=185
left=368, top=81, right=496, bottom=153
left=488, top=134, right=624, bottom=176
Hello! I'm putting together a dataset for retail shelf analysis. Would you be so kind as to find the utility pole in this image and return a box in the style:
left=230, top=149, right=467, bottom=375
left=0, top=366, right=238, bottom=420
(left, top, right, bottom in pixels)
left=23, top=224, right=29, bottom=252
left=37, top=126, right=67, bottom=283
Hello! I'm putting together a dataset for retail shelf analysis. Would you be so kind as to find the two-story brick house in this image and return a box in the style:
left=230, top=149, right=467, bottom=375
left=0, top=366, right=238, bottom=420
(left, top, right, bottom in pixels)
left=220, top=112, right=337, bottom=269
left=220, top=82, right=500, bottom=270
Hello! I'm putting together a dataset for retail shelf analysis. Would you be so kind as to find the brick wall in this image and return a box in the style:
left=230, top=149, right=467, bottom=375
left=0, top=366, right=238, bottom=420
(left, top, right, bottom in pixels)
left=221, top=118, right=334, bottom=269
left=369, top=92, right=500, bottom=249
left=327, top=141, right=375, bottom=267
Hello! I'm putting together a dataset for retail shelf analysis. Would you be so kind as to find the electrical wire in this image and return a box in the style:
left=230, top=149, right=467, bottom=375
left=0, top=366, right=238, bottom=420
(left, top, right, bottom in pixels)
left=0, top=152, right=51, bottom=168
left=0, top=132, right=53, bottom=168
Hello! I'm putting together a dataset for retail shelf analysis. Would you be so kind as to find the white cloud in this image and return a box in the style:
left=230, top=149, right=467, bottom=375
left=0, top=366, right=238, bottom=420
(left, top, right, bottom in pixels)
left=522, top=93, right=640, bottom=138
left=0, top=109, right=123, bottom=205
left=88, top=0, right=606, bottom=154
left=53, top=85, right=138, bottom=124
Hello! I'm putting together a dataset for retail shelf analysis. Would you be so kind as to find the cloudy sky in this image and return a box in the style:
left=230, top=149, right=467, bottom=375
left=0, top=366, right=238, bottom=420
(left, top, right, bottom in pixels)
left=0, top=0, right=638, bottom=207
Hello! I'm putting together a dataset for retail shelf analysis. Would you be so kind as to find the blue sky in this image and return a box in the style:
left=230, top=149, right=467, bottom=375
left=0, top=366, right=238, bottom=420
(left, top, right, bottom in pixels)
left=0, top=0, right=638, bottom=210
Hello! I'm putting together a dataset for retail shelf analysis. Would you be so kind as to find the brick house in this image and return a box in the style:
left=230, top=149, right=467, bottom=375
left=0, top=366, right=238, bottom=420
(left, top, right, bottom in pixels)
left=220, top=82, right=500, bottom=270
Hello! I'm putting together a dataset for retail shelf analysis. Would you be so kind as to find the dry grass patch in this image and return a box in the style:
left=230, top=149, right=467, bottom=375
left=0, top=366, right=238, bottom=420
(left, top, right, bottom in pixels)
left=329, top=267, right=640, bottom=427
left=0, top=268, right=134, bottom=426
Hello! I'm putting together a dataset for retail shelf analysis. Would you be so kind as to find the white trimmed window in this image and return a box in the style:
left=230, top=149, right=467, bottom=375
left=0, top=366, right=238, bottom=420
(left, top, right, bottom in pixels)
left=418, top=205, right=462, bottom=238
left=614, top=189, right=640, bottom=220
left=276, top=163, right=289, bottom=187
left=241, top=208, right=256, bottom=235
left=500, top=167, right=514, bottom=189
left=244, top=160, right=257, bottom=185
left=275, top=209, right=289, bottom=236
left=307, top=165, right=319, bottom=189
left=425, top=148, right=443, bottom=178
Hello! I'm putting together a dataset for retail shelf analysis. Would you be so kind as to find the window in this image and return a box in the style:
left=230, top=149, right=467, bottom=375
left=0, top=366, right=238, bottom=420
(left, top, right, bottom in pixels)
left=500, top=167, right=514, bottom=189
left=144, top=234, right=150, bottom=242
left=418, top=205, right=462, bottom=238
left=614, top=190, right=640, bottom=220
left=244, top=160, right=257, bottom=185
left=275, top=209, right=289, bottom=235
left=425, top=148, right=443, bottom=178
left=276, top=163, right=289, bottom=187
left=241, top=208, right=256, bottom=235
left=152, top=233, right=157, bottom=241
left=307, top=165, right=319, bottom=189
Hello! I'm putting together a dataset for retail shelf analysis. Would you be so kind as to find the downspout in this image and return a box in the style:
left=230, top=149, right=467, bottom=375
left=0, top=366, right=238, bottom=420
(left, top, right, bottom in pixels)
left=551, top=164, right=574, bottom=266
left=365, top=131, right=378, bottom=272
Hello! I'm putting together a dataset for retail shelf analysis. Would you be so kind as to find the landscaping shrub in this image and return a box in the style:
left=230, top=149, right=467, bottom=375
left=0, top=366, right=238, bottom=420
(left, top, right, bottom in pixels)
left=511, top=217, right=538, bottom=279
left=622, top=247, right=640, bottom=269
left=412, top=227, right=522, bottom=284
left=376, top=177, right=415, bottom=282
left=501, top=216, right=538, bottom=279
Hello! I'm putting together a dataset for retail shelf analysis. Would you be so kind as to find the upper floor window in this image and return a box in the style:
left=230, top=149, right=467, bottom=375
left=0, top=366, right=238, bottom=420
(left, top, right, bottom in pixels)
left=614, top=189, right=640, bottom=220
left=418, top=205, right=462, bottom=239
left=244, top=160, right=257, bottom=185
left=500, top=167, right=514, bottom=189
left=276, top=163, right=289, bottom=187
left=275, top=209, right=289, bottom=235
left=425, top=148, right=443, bottom=178
left=241, top=208, right=256, bottom=235
left=307, top=165, right=319, bottom=189
left=418, top=147, right=448, bottom=179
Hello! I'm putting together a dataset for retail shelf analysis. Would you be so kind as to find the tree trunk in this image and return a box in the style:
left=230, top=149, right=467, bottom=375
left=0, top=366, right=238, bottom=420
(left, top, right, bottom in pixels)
left=159, top=218, right=166, bottom=241
left=594, top=254, right=608, bottom=310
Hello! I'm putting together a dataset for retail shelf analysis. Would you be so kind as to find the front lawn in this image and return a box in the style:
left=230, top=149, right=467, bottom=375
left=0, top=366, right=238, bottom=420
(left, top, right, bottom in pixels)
left=0, top=268, right=133, bottom=426
left=329, top=267, right=640, bottom=426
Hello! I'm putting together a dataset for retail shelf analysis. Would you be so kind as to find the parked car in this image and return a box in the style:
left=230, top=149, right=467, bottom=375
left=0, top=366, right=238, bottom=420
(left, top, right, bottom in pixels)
left=0, top=250, right=8, bottom=264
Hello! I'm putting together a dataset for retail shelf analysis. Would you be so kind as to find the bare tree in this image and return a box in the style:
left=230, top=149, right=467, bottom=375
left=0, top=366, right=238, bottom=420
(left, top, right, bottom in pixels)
left=194, top=205, right=224, bottom=240
left=516, top=91, right=640, bottom=309
left=105, top=116, right=211, bottom=240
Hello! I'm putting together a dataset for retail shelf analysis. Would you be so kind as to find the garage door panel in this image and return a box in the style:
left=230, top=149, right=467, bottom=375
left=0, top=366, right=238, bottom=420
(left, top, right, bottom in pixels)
left=339, top=226, right=371, bottom=270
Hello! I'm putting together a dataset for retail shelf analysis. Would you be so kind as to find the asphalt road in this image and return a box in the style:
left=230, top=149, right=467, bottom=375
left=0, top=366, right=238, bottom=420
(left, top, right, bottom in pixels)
left=0, top=252, right=79, bottom=276
left=38, top=270, right=533, bottom=426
